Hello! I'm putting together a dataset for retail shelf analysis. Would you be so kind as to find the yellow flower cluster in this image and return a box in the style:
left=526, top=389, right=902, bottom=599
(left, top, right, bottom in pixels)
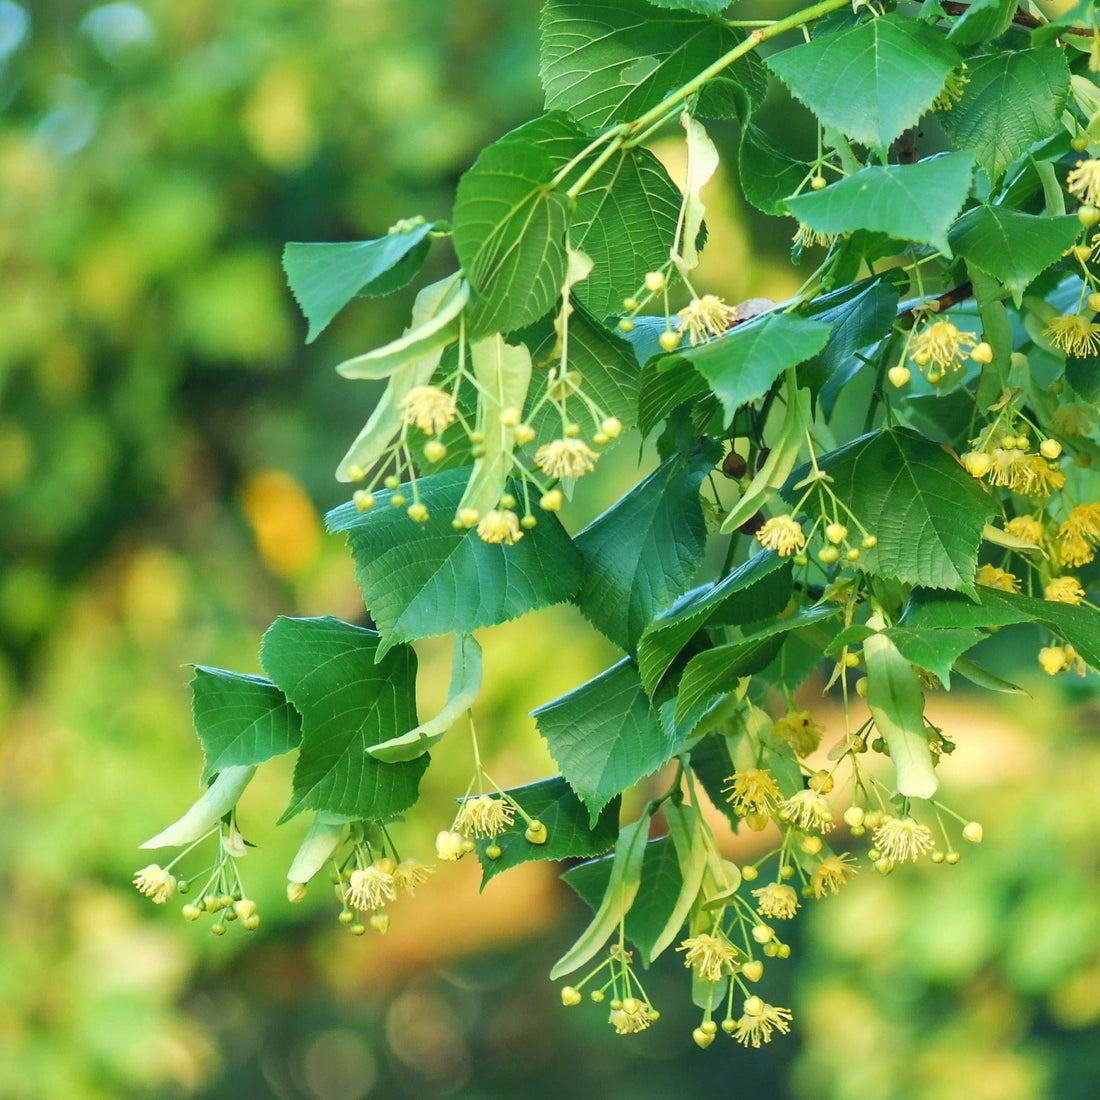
left=1058, top=504, right=1100, bottom=567
left=909, top=318, right=979, bottom=377
left=677, top=294, right=738, bottom=346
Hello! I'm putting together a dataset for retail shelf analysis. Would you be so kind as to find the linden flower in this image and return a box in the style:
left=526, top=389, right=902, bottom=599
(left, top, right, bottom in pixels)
left=810, top=853, right=859, bottom=899
left=345, top=864, right=397, bottom=911
left=677, top=294, right=738, bottom=346
left=1005, top=515, right=1043, bottom=545
left=609, top=998, right=654, bottom=1035
left=909, top=319, right=977, bottom=373
left=455, top=793, right=515, bottom=839
left=976, top=564, right=1020, bottom=593
left=678, top=932, right=739, bottom=980
left=1045, top=576, right=1086, bottom=605
left=133, top=864, right=177, bottom=904
left=393, top=859, right=434, bottom=896
left=779, top=788, right=833, bottom=833
left=1018, top=455, right=1065, bottom=498
left=872, top=816, right=935, bottom=862
left=1059, top=531, right=1096, bottom=568
left=755, top=514, right=806, bottom=557
left=1066, top=503, right=1100, bottom=540
left=1067, top=157, right=1100, bottom=206
left=477, top=509, right=523, bottom=546
left=732, top=996, right=793, bottom=1048
left=723, top=768, right=781, bottom=817
left=771, top=710, right=823, bottom=757
left=1040, top=644, right=1086, bottom=676
left=793, top=222, right=837, bottom=249
left=398, top=385, right=457, bottom=435
left=1049, top=402, right=1098, bottom=437
left=960, top=451, right=993, bottom=478
left=932, top=66, right=969, bottom=111
left=752, top=882, right=800, bottom=919
left=435, top=830, right=466, bottom=861
left=1044, top=313, right=1100, bottom=357
left=534, top=438, right=600, bottom=480
left=986, top=447, right=1029, bottom=491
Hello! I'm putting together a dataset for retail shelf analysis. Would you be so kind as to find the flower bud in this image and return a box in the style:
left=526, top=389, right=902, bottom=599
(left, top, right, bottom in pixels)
left=561, top=986, right=582, bottom=1007
left=962, top=821, right=983, bottom=844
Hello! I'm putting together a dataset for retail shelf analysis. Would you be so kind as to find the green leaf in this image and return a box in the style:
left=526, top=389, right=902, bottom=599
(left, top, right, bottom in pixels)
left=948, top=207, right=1080, bottom=306
left=766, top=14, right=961, bottom=152
left=456, top=334, right=533, bottom=518
left=1066, top=352, right=1100, bottom=405
left=863, top=613, right=937, bottom=799
left=367, top=634, right=482, bottom=762
left=828, top=624, right=983, bottom=688
left=508, top=113, right=683, bottom=318
left=644, top=0, right=730, bottom=14
left=550, top=814, right=649, bottom=979
left=952, top=656, right=1027, bottom=695
left=675, top=114, right=718, bottom=272
left=452, top=137, right=569, bottom=335
left=646, top=800, right=709, bottom=961
left=327, top=468, right=583, bottom=656
left=533, top=658, right=672, bottom=822
left=335, top=275, right=468, bottom=381
left=283, top=219, right=435, bottom=343
left=539, top=0, right=764, bottom=129
left=939, top=48, right=1071, bottom=183
left=638, top=357, right=709, bottom=439
left=788, top=428, right=997, bottom=596
left=636, top=552, right=792, bottom=694
left=287, top=814, right=348, bottom=887
left=785, top=154, right=975, bottom=255
left=140, top=766, right=257, bottom=849
left=261, top=616, right=428, bottom=823
left=801, top=276, right=901, bottom=412
left=191, top=666, right=302, bottom=784
left=573, top=445, right=715, bottom=651
left=475, top=776, right=620, bottom=886
left=662, top=312, right=832, bottom=422
left=675, top=604, right=840, bottom=725
left=738, top=124, right=809, bottom=217
left=946, top=0, right=1015, bottom=47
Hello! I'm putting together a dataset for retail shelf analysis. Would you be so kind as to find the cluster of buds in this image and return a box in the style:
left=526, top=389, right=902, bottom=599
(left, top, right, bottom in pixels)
left=330, top=854, right=433, bottom=936
left=436, top=786, right=548, bottom=864
left=559, top=945, right=659, bottom=1035
left=888, top=314, right=991, bottom=387
left=960, top=417, right=1066, bottom=500
left=617, top=268, right=739, bottom=353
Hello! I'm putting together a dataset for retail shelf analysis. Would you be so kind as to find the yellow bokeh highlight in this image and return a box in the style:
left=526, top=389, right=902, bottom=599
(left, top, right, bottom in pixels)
left=242, top=62, right=319, bottom=172
left=240, top=468, right=322, bottom=578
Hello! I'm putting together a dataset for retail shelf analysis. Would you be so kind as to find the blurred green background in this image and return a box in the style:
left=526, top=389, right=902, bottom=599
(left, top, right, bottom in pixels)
left=2, top=2, right=1099, bottom=1098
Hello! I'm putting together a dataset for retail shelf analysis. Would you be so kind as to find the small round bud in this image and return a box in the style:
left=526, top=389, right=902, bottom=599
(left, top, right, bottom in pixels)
left=525, top=820, right=548, bottom=845
left=1040, top=438, right=1062, bottom=460
left=590, top=989, right=605, bottom=1003
left=962, top=821, right=983, bottom=844
left=423, top=440, right=447, bottom=463
left=658, top=329, right=682, bottom=353
left=861, top=534, right=878, bottom=549
left=338, top=909, right=355, bottom=924
left=176, top=880, right=190, bottom=895
left=458, top=508, right=480, bottom=528
left=845, top=547, right=861, bottom=562
left=470, top=445, right=486, bottom=459
left=843, top=651, right=860, bottom=667
left=349, top=923, right=367, bottom=936
left=348, top=464, right=367, bottom=482
left=969, top=341, right=994, bottom=364
left=864, top=810, right=884, bottom=828
left=383, top=475, right=401, bottom=490
left=913, top=350, right=931, bottom=367
left=540, top=489, right=564, bottom=512
left=407, top=502, right=429, bottom=523
left=856, top=678, right=868, bottom=698
left=779, top=863, right=795, bottom=880
left=776, top=943, right=791, bottom=959
left=741, top=864, right=759, bottom=882
left=182, top=904, right=203, bottom=922
left=692, top=1027, right=715, bottom=1049
left=353, top=490, right=375, bottom=512
left=763, top=943, right=778, bottom=957
left=561, top=986, right=583, bottom=1007
left=500, top=407, right=522, bottom=428
left=203, top=894, right=223, bottom=912
left=745, top=812, right=769, bottom=832
left=564, top=422, right=582, bottom=438
left=390, top=493, right=406, bottom=508
left=601, top=417, right=623, bottom=440
left=721, top=1018, right=737, bottom=1034
left=700, top=1019, right=717, bottom=1036
left=1079, top=205, right=1100, bottom=228
left=825, top=522, right=848, bottom=544
left=520, top=514, right=537, bottom=529
left=622, top=297, right=639, bottom=311
left=887, top=365, right=911, bottom=388
left=234, top=899, right=257, bottom=921
left=618, top=318, right=635, bottom=333
left=461, top=839, right=476, bottom=854
left=468, top=430, right=486, bottom=445
left=810, top=175, right=827, bottom=190
left=514, top=424, right=536, bottom=445
left=867, top=847, right=882, bottom=862
left=818, top=545, right=840, bottom=565
left=793, top=553, right=809, bottom=567
left=369, top=912, right=390, bottom=934
left=752, top=923, right=774, bottom=944
left=800, top=835, right=823, bottom=856
left=609, top=999, right=623, bottom=1011
left=945, top=850, right=961, bottom=865
left=1074, top=244, right=1093, bottom=263
left=243, top=914, right=261, bottom=932
left=644, top=271, right=667, bottom=292
left=874, top=858, right=894, bottom=876
left=1073, top=135, right=1090, bottom=152
left=843, top=805, right=865, bottom=828
left=742, top=960, right=764, bottom=982
left=926, top=368, right=944, bottom=384
left=1089, top=292, right=1100, bottom=312
left=931, top=850, right=946, bottom=864
left=850, top=824, right=866, bottom=837
left=592, top=432, right=610, bottom=446
left=211, top=923, right=227, bottom=936
left=485, top=844, right=502, bottom=860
